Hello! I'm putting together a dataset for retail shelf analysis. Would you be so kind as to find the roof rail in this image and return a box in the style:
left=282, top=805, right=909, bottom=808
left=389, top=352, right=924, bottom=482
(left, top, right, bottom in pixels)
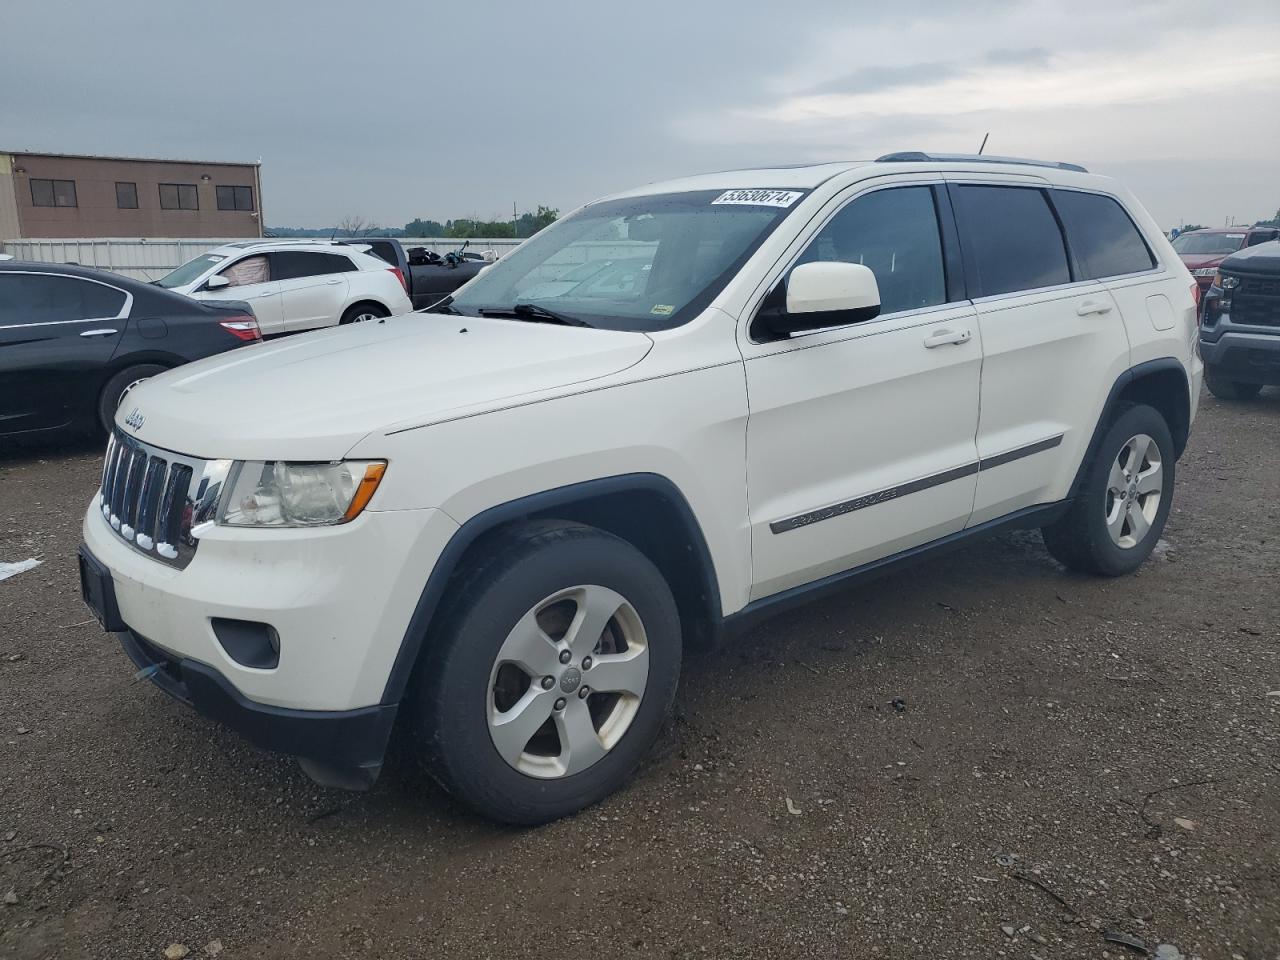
left=875, top=151, right=1088, bottom=174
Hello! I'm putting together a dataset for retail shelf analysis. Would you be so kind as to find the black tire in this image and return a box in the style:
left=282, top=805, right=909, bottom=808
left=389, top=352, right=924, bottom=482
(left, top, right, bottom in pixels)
left=339, top=302, right=389, bottom=325
left=97, top=363, right=167, bottom=433
left=404, top=521, right=682, bottom=825
left=1204, top=366, right=1263, bottom=401
left=1041, top=404, right=1175, bottom=577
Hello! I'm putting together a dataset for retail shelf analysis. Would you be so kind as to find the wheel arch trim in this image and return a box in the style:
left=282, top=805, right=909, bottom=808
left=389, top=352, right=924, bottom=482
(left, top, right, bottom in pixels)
left=379, top=472, right=721, bottom=705
left=1068, top=357, right=1190, bottom=500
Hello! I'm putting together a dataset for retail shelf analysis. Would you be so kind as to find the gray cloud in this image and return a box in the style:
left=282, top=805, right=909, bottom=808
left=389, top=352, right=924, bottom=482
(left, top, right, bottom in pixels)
left=2, top=0, right=1278, bottom=230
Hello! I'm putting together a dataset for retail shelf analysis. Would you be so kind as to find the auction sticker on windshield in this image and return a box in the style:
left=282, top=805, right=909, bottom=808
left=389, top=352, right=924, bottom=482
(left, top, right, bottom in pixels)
left=711, top=189, right=803, bottom=208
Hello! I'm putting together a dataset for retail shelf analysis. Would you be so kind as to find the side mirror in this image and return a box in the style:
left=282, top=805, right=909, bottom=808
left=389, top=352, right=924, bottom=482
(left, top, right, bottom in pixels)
left=756, top=261, right=881, bottom=338
left=205, top=275, right=231, bottom=291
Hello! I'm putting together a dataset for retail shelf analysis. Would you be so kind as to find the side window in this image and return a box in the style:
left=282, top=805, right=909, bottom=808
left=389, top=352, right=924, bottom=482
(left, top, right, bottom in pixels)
left=0, top=274, right=126, bottom=322
left=1247, top=230, right=1278, bottom=247
left=269, top=252, right=356, bottom=280
left=794, top=186, right=947, bottom=315
left=1052, top=190, right=1154, bottom=279
left=952, top=185, right=1071, bottom=297
left=220, top=255, right=271, bottom=287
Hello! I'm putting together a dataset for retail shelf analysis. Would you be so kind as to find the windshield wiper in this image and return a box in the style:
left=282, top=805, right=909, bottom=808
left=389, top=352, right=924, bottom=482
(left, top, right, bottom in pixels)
left=479, top=303, right=593, bottom=327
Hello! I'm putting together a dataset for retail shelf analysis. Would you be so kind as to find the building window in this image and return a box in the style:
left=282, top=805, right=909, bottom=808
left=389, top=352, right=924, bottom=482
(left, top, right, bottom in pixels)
left=115, top=182, right=139, bottom=209
left=159, top=183, right=199, bottom=211
left=30, top=179, right=78, bottom=207
left=216, top=185, right=255, bottom=212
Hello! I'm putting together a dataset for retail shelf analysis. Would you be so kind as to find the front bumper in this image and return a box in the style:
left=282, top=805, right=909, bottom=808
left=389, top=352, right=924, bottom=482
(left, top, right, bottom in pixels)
left=1200, top=323, right=1280, bottom=386
left=117, top=622, right=397, bottom=781
left=83, top=495, right=458, bottom=712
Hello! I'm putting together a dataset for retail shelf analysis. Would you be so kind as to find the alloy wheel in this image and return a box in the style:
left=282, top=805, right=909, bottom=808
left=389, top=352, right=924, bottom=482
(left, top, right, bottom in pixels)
left=1105, top=432, right=1163, bottom=549
left=486, top=584, right=649, bottom=779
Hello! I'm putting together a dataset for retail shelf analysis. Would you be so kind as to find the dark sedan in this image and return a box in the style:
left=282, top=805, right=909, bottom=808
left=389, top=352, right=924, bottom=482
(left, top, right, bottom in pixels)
left=1, top=260, right=261, bottom=437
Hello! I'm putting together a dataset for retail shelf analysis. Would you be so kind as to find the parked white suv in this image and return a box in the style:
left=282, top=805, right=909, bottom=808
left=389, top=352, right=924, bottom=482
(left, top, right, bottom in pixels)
left=156, top=240, right=412, bottom=335
left=80, top=154, right=1202, bottom=824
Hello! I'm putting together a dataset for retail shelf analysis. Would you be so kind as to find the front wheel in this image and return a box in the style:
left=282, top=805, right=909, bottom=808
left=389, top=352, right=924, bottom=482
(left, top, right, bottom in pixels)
left=97, top=364, right=167, bottom=433
left=405, top=521, right=682, bottom=825
left=1204, top=366, right=1263, bottom=402
left=1041, top=404, right=1175, bottom=576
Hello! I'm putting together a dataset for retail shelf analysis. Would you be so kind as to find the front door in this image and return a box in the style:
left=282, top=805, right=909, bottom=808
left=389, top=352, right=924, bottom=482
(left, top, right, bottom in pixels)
left=742, top=184, right=983, bottom=600
left=192, top=253, right=285, bottom=335
left=0, top=272, right=129, bottom=433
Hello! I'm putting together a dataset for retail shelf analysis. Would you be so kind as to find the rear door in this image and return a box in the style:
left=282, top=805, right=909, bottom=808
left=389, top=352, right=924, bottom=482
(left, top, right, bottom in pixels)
left=0, top=271, right=130, bottom=433
left=270, top=251, right=354, bottom=332
left=948, top=180, right=1130, bottom=525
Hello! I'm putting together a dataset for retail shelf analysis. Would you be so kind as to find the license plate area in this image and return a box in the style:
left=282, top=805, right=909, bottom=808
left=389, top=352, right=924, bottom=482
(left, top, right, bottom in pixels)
left=78, top=546, right=126, bottom=632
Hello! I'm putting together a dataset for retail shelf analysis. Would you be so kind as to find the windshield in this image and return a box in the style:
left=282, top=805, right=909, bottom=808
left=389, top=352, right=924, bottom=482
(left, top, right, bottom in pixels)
left=157, top=253, right=226, bottom=288
left=1172, top=233, right=1245, bottom=256
left=448, top=189, right=806, bottom=331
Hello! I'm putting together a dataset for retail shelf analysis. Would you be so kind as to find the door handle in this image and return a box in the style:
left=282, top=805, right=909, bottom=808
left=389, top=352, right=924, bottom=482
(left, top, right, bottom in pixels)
left=323, top=279, right=343, bottom=285
left=1076, top=300, right=1113, bottom=316
left=80, top=328, right=118, bottom=337
left=923, top=328, right=971, bottom=349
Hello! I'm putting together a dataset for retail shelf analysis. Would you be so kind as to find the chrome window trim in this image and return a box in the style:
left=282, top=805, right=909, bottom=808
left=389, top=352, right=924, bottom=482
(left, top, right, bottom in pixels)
left=0, top=270, right=133, bottom=329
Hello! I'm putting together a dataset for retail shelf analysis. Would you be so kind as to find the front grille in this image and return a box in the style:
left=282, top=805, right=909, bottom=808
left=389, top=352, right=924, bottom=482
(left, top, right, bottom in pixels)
left=1225, top=271, right=1280, bottom=328
left=98, top=431, right=226, bottom=569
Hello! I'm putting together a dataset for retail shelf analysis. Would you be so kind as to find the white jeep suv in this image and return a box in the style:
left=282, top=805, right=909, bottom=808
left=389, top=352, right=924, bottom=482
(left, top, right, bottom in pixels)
left=80, top=153, right=1202, bottom=824
left=156, top=239, right=412, bottom=335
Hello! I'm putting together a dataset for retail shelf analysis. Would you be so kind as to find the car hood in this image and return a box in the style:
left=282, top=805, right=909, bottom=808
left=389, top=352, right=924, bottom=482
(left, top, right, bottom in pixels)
left=117, top=314, right=653, bottom=460
left=1221, top=239, right=1280, bottom=276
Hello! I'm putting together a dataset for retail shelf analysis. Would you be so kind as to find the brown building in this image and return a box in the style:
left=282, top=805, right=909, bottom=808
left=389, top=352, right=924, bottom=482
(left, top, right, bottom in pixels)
left=0, top=150, right=263, bottom=241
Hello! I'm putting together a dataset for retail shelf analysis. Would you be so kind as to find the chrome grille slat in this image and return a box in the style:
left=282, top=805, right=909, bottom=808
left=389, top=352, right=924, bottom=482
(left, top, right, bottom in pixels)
left=96, top=430, right=214, bottom=570
left=135, top=457, right=169, bottom=550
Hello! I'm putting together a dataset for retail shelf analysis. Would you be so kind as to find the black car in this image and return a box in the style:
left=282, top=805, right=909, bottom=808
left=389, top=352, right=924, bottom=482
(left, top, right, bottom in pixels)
left=1200, top=240, right=1280, bottom=400
left=0, top=260, right=260, bottom=437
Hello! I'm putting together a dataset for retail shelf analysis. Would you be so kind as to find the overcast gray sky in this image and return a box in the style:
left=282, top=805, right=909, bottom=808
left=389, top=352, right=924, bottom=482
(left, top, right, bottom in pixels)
left=3, top=0, right=1277, bottom=230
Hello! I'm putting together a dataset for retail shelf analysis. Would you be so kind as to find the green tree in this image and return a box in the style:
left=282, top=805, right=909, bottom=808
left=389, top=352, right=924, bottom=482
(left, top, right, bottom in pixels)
left=404, top=218, right=447, bottom=237
left=1254, top=207, right=1280, bottom=228
left=515, top=205, right=559, bottom=238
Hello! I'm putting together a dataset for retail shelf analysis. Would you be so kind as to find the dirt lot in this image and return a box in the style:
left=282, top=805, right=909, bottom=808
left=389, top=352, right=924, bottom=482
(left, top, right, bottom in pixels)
left=1, top=390, right=1278, bottom=960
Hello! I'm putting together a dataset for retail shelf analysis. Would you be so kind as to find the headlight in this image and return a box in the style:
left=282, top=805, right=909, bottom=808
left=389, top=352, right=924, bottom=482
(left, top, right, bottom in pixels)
left=1192, top=267, right=1218, bottom=277
left=1218, top=273, right=1239, bottom=290
left=217, top=460, right=386, bottom=527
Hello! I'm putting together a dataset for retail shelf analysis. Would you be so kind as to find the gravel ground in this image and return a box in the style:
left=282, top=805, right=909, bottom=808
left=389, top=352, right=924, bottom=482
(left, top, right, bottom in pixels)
left=1, top=390, right=1278, bottom=960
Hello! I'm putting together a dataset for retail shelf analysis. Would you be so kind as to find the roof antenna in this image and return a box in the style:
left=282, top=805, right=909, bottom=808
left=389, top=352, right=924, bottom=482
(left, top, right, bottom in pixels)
left=978, top=132, right=989, bottom=155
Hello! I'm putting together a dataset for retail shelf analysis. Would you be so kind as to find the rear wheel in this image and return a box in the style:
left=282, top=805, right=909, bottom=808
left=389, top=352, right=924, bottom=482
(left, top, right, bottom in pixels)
left=1204, top=366, right=1263, bottom=401
left=97, top=364, right=166, bottom=433
left=339, top=303, right=389, bottom=325
left=1041, top=404, right=1175, bottom=576
left=405, top=521, right=681, bottom=825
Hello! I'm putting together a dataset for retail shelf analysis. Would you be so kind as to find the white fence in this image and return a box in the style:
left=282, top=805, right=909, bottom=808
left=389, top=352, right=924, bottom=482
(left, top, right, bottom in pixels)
left=1, top=237, right=525, bottom=281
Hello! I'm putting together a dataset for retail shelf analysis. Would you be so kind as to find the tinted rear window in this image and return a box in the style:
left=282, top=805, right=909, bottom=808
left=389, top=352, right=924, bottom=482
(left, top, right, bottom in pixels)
left=1052, top=190, right=1154, bottom=279
left=268, top=251, right=356, bottom=280
left=0, top=273, right=127, bottom=323
left=953, top=185, right=1070, bottom=297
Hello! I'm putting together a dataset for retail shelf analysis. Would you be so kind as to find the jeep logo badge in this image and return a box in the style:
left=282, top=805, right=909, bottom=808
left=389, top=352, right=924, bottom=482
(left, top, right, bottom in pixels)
left=123, top=408, right=145, bottom=431
left=559, top=667, right=582, bottom=693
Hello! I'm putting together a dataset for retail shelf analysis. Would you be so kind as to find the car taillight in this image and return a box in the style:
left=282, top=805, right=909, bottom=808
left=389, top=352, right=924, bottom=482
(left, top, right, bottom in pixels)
left=387, top=266, right=407, bottom=293
left=219, top=315, right=262, bottom=342
left=1189, top=280, right=1202, bottom=323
